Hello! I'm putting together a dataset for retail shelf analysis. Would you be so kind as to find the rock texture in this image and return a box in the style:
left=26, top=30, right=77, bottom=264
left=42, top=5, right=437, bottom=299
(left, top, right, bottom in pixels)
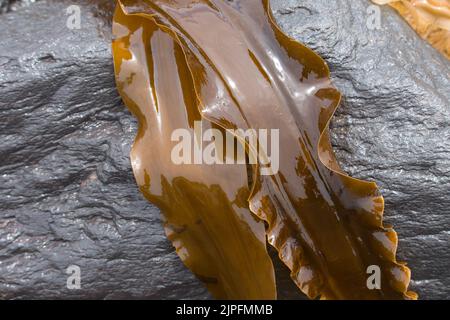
left=0, top=0, right=448, bottom=299
left=272, top=0, right=450, bottom=299
left=0, top=0, right=212, bottom=300
left=0, top=0, right=37, bottom=13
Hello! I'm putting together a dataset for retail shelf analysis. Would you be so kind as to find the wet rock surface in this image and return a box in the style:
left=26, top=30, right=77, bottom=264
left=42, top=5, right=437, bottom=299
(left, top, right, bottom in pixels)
left=272, top=0, right=450, bottom=299
left=0, top=0, right=38, bottom=13
left=0, top=0, right=448, bottom=299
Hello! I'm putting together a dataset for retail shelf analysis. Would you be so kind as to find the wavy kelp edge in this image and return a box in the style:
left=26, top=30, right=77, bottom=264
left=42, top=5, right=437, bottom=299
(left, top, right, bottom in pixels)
left=264, top=0, right=416, bottom=300
left=116, top=0, right=417, bottom=300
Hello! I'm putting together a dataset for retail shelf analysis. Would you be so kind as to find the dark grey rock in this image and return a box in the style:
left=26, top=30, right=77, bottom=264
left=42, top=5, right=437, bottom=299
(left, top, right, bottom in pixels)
left=0, top=0, right=210, bottom=300
left=272, top=0, right=450, bottom=299
left=0, top=0, right=38, bottom=13
left=0, top=0, right=448, bottom=299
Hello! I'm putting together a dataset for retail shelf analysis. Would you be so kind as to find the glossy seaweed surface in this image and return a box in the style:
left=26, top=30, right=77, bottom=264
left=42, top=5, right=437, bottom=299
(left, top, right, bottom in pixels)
left=112, top=0, right=417, bottom=300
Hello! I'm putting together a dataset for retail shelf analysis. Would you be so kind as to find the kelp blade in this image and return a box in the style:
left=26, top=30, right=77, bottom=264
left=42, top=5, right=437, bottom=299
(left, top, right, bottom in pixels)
left=117, top=0, right=417, bottom=299
left=112, top=3, right=277, bottom=299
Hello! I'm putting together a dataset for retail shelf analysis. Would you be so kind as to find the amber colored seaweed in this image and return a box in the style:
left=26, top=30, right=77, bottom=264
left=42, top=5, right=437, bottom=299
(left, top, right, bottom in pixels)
left=373, top=0, right=450, bottom=59
left=112, top=4, right=277, bottom=299
left=113, top=0, right=417, bottom=299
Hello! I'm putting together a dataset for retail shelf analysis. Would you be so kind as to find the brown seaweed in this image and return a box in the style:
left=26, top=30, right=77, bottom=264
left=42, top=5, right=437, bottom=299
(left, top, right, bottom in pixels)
left=113, top=0, right=417, bottom=299
left=112, top=4, right=277, bottom=299
left=373, top=0, right=450, bottom=59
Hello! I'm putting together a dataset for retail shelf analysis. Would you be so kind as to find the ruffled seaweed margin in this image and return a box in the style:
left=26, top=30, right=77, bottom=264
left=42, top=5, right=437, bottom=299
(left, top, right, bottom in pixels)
left=114, top=0, right=417, bottom=300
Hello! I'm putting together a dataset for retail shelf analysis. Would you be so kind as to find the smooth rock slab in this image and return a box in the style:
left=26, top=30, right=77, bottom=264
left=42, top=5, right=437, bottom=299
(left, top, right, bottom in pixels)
left=0, top=0, right=448, bottom=299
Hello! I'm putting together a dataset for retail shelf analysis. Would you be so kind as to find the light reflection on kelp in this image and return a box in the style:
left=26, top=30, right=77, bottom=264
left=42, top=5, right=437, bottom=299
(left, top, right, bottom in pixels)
left=112, top=0, right=417, bottom=300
